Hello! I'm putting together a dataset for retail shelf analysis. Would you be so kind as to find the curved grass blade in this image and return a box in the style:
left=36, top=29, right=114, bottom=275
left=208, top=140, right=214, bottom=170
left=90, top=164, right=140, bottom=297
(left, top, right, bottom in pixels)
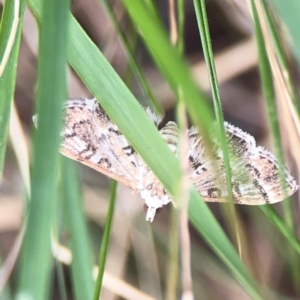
left=16, top=0, right=70, bottom=298
left=0, top=0, right=20, bottom=77
left=188, top=190, right=262, bottom=299
left=192, top=0, right=233, bottom=201
left=250, top=0, right=300, bottom=290
left=256, top=0, right=300, bottom=251
left=100, top=0, right=163, bottom=115
left=261, top=1, right=300, bottom=113
left=0, top=0, right=25, bottom=179
left=167, top=2, right=185, bottom=298
left=192, top=0, right=243, bottom=254
left=121, top=0, right=215, bottom=136
left=93, top=180, right=117, bottom=300
left=251, top=0, right=284, bottom=185
left=251, top=0, right=297, bottom=239
left=260, top=205, right=300, bottom=255
left=268, top=0, right=300, bottom=67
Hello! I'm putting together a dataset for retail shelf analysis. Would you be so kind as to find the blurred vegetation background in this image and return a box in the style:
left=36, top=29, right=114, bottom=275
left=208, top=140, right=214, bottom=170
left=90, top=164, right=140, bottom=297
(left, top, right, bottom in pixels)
left=0, top=0, right=300, bottom=299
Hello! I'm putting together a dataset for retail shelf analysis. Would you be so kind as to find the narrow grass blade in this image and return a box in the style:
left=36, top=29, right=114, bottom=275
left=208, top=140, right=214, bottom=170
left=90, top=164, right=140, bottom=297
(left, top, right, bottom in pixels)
left=168, top=1, right=187, bottom=297
left=260, top=1, right=300, bottom=113
left=268, top=0, right=300, bottom=66
left=192, top=0, right=233, bottom=199
left=16, top=0, right=70, bottom=298
left=260, top=205, right=300, bottom=255
left=0, top=0, right=25, bottom=178
left=55, top=260, right=68, bottom=300
left=188, top=190, right=262, bottom=299
left=100, top=0, right=163, bottom=115
left=192, top=0, right=243, bottom=254
left=250, top=0, right=297, bottom=240
left=121, top=0, right=215, bottom=135
left=177, top=0, right=185, bottom=55
left=166, top=207, right=179, bottom=300
left=250, top=1, right=281, bottom=171
left=61, top=158, right=94, bottom=300
left=251, top=0, right=300, bottom=289
left=0, top=0, right=20, bottom=77
left=93, top=180, right=117, bottom=300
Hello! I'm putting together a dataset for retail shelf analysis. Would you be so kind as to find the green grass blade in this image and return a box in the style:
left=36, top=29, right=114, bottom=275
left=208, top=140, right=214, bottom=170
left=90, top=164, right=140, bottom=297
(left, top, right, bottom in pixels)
left=55, top=260, right=68, bottom=300
left=251, top=0, right=300, bottom=290
left=268, top=0, right=300, bottom=67
left=188, top=191, right=262, bottom=299
left=166, top=206, right=179, bottom=300
left=0, top=251, right=12, bottom=300
left=121, top=0, right=215, bottom=135
left=250, top=0, right=296, bottom=234
left=0, top=0, right=25, bottom=178
left=61, top=158, right=94, bottom=300
left=167, top=2, right=184, bottom=298
left=100, top=0, right=163, bottom=115
left=0, top=0, right=20, bottom=76
left=16, top=0, right=70, bottom=298
left=193, top=0, right=233, bottom=201
left=260, top=205, right=300, bottom=255
left=177, top=0, right=185, bottom=54
left=93, top=181, right=117, bottom=300
left=250, top=1, right=281, bottom=168
left=192, top=1, right=242, bottom=252
left=261, top=1, right=300, bottom=113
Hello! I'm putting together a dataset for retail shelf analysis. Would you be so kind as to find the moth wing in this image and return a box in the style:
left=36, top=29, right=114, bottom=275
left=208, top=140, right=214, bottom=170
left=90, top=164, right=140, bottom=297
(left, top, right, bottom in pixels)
left=188, top=126, right=232, bottom=202
left=187, top=124, right=298, bottom=204
left=61, top=98, right=139, bottom=189
left=241, top=147, right=298, bottom=204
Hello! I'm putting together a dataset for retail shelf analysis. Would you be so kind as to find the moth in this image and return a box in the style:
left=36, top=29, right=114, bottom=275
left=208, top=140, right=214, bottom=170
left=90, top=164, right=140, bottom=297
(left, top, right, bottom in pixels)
left=34, top=98, right=298, bottom=222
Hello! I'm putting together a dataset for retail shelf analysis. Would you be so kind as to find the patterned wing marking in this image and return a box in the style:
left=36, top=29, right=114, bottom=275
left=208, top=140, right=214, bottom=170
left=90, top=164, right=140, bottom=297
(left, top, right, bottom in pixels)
left=188, top=127, right=229, bottom=201
left=243, top=146, right=298, bottom=203
left=223, top=122, right=256, bottom=158
left=188, top=123, right=298, bottom=204
left=61, top=98, right=139, bottom=189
